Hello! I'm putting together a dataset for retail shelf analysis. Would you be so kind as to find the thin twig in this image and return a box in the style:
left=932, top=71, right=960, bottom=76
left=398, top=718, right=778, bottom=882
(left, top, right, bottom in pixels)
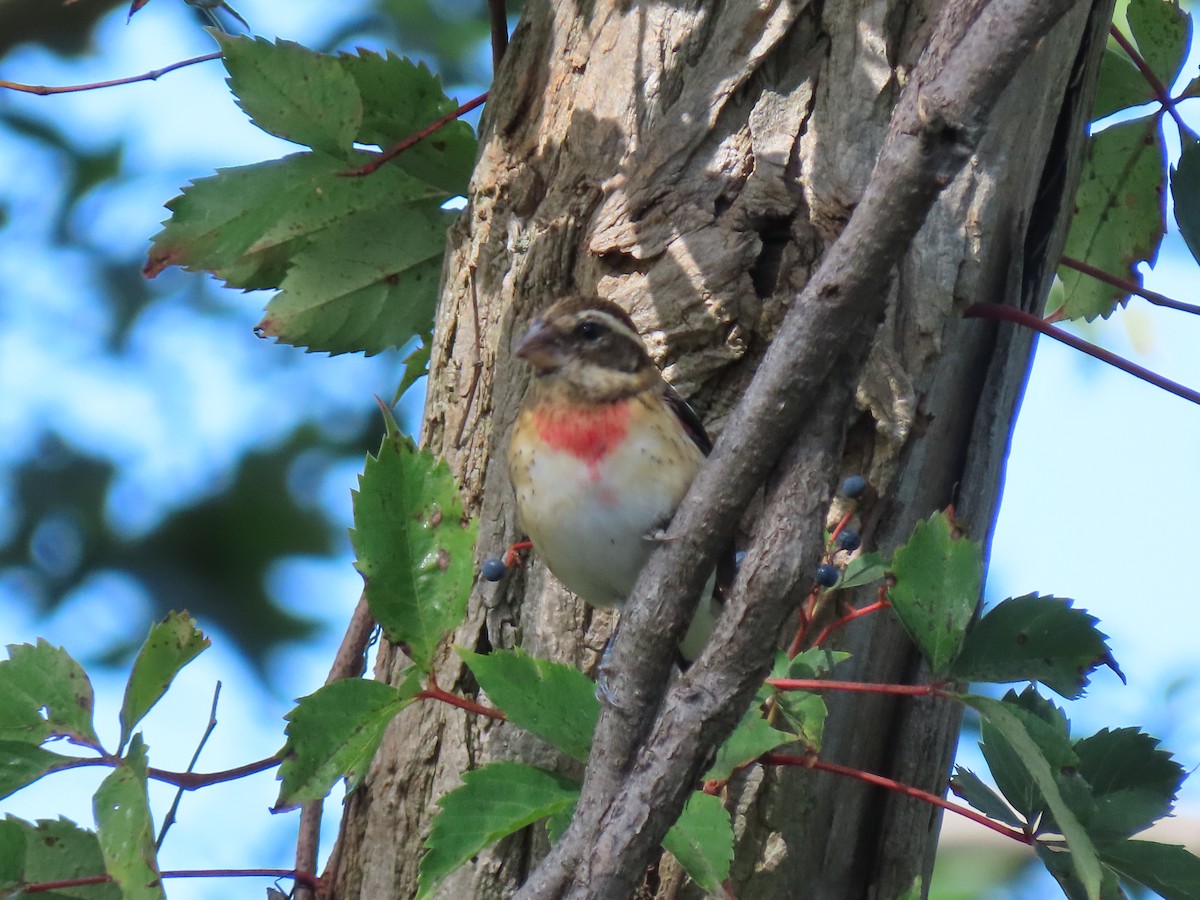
left=21, top=869, right=321, bottom=895
left=487, top=0, right=509, bottom=70
left=344, top=92, right=489, bottom=177
left=419, top=677, right=507, bottom=721
left=812, top=599, right=892, bottom=647
left=0, top=52, right=222, bottom=96
left=762, top=753, right=1032, bottom=845
left=47, top=753, right=279, bottom=787
left=1059, top=255, right=1200, bottom=317
left=1108, top=26, right=1196, bottom=141
left=964, top=302, right=1200, bottom=406
left=765, top=678, right=944, bottom=697
left=156, top=681, right=223, bottom=850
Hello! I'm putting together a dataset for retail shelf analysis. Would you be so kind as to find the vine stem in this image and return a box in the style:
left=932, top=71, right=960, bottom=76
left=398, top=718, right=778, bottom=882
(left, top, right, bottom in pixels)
left=762, top=753, right=1032, bottom=846
left=344, top=91, right=489, bottom=177
left=964, top=303, right=1200, bottom=406
left=20, top=868, right=321, bottom=895
left=1108, top=26, right=1197, bottom=141
left=49, top=753, right=280, bottom=788
left=765, top=678, right=945, bottom=698
left=0, top=52, right=222, bottom=95
left=1059, top=255, right=1200, bottom=317
left=811, top=598, right=892, bottom=648
left=419, top=678, right=506, bottom=721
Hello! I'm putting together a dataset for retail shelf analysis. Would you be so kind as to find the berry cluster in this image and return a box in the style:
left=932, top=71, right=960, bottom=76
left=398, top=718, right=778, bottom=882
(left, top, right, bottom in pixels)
left=812, top=474, right=868, bottom=588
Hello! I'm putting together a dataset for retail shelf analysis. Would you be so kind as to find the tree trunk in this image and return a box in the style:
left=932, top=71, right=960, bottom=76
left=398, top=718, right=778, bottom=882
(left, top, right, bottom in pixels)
left=327, top=1, right=1112, bottom=897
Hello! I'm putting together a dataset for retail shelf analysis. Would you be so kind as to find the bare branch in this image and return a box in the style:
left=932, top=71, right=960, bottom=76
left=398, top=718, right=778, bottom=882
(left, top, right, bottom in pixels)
left=0, top=52, right=221, bottom=96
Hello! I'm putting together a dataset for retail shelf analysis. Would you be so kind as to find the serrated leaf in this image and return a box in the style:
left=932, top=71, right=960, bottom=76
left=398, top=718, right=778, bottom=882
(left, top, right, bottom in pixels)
left=662, top=791, right=733, bottom=896
left=338, top=49, right=477, bottom=195
left=1172, top=138, right=1200, bottom=268
left=782, top=648, right=850, bottom=679
left=1098, top=839, right=1200, bottom=899
left=257, top=201, right=450, bottom=355
left=1125, top=0, right=1190, bottom=91
left=949, top=595, right=1118, bottom=700
left=1093, top=44, right=1155, bottom=121
left=458, top=649, right=598, bottom=763
left=419, top=763, right=579, bottom=900
left=0, top=640, right=99, bottom=747
left=394, top=339, right=431, bottom=404
left=118, top=612, right=209, bottom=752
left=1073, top=727, right=1184, bottom=841
left=3, top=816, right=120, bottom=899
left=93, top=736, right=162, bottom=900
left=949, top=766, right=1025, bottom=828
left=887, top=512, right=981, bottom=673
left=351, top=423, right=476, bottom=671
left=705, top=707, right=795, bottom=781
left=216, top=34, right=361, bottom=157
left=967, top=695, right=1101, bottom=900
left=1036, top=845, right=1125, bottom=900
left=544, top=801, right=576, bottom=846
left=1057, top=117, right=1166, bottom=320
left=275, top=676, right=418, bottom=810
left=775, top=692, right=829, bottom=750
left=837, top=551, right=889, bottom=589
left=0, top=742, right=79, bottom=801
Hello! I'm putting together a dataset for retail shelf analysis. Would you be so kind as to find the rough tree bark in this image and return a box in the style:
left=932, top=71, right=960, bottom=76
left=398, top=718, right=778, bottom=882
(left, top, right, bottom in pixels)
left=327, top=1, right=1113, bottom=897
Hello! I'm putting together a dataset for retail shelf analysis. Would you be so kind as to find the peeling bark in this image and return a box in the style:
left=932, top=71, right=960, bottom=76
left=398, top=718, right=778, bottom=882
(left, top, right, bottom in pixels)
left=327, top=1, right=1113, bottom=897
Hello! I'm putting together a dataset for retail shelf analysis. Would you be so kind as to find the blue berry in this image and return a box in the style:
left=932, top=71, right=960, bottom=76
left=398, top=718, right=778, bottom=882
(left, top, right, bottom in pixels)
left=481, top=557, right=507, bottom=582
left=836, top=529, right=861, bottom=552
left=815, top=563, right=839, bottom=587
left=841, top=475, right=867, bottom=499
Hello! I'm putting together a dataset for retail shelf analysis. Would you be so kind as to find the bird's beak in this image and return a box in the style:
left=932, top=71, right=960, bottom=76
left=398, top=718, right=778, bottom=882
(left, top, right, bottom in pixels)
left=515, top=318, right=563, bottom=371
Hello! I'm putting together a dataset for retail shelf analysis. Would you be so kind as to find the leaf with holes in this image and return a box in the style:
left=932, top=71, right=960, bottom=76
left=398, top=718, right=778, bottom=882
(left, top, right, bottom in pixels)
left=93, top=736, right=162, bottom=900
left=0, top=640, right=99, bottom=747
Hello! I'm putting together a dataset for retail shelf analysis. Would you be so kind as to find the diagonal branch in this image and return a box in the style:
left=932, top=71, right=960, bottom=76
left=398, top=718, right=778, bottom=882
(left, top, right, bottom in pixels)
left=0, top=52, right=221, bottom=95
left=517, top=1, right=1085, bottom=896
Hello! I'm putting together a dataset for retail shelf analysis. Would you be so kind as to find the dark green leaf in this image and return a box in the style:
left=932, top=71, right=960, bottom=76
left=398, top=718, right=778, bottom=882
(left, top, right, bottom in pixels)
left=662, top=791, right=733, bottom=895
left=966, top=695, right=1101, bottom=899
left=1172, top=137, right=1200, bottom=268
left=93, top=736, right=162, bottom=900
left=393, top=339, right=432, bottom=404
left=0, top=640, right=99, bottom=746
left=1073, top=727, right=1184, bottom=840
left=1125, top=0, right=1190, bottom=91
left=705, top=707, right=795, bottom=781
left=0, top=817, right=23, bottom=888
left=948, top=766, right=1024, bottom=828
left=544, top=802, right=576, bottom=847
left=774, top=691, right=829, bottom=749
left=1036, top=845, right=1125, bottom=900
left=887, top=512, right=981, bottom=673
left=118, top=612, right=209, bottom=752
left=949, top=594, right=1119, bottom=700
left=1098, top=839, right=1200, bottom=899
left=351, top=417, right=476, bottom=671
left=1093, top=44, right=1155, bottom=121
left=0, top=742, right=79, bottom=801
left=1057, top=117, right=1166, bottom=320
left=2, top=816, right=120, bottom=899
left=835, top=551, right=889, bottom=589
left=419, top=763, right=579, bottom=900
left=276, top=675, right=419, bottom=810
left=216, top=34, right=361, bottom=157
left=458, top=649, right=598, bottom=763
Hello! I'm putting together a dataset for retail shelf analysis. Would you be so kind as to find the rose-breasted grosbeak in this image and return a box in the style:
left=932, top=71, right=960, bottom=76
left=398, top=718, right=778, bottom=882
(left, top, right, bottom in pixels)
left=508, top=296, right=720, bottom=661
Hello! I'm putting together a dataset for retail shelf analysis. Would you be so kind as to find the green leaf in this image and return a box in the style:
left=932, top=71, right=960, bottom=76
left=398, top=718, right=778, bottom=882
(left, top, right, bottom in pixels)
left=1093, top=44, right=1155, bottom=121
left=948, top=766, right=1024, bottom=829
left=1073, top=727, right=1184, bottom=841
left=394, top=339, right=432, bottom=404
left=93, top=736, right=162, bottom=900
left=836, top=551, right=889, bottom=589
left=419, top=763, right=579, bottom=900
left=949, top=595, right=1119, bottom=700
left=1172, top=137, right=1200, bottom=269
left=966, top=695, right=1101, bottom=899
left=216, top=34, right=361, bottom=157
left=0, top=742, right=79, bottom=801
left=1125, top=0, right=1190, bottom=91
left=1057, top=117, right=1166, bottom=320
left=257, top=201, right=451, bottom=355
left=458, top=649, right=598, bottom=763
left=662, top=791, right=733, bottom=896
left=2, top=816, right=120, bottom=899
left=351, top=419, right=476, bottom=671
left=1098, top=839, right=1200, bottom=899
left=338, top=49, right=477, bottom=195
left=544, top=801, right=576, bottom=846
left=887, top=512, right=981, bottom=673
left=276, top=675, right=419, bottom=810
left=1036, top=845, right=1125, bottom=900
left=118, top=612, right=209, bottom=753
left=0, top=640, right=99, bottom=746
left=705, top=707, right=795, bottom=781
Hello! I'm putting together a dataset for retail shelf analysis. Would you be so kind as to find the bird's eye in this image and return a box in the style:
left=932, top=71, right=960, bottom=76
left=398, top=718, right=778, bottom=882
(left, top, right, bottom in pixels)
left=573, top=320, right=607, bottom=342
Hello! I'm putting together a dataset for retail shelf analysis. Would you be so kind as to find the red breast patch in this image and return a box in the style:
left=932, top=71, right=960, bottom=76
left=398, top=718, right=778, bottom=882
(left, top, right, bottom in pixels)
left=532, top=400, right=632, bottom=466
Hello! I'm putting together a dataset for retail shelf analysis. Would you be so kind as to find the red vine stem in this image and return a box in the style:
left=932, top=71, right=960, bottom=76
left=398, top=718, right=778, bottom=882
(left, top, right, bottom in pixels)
left=1060, top=255, right=1200, bottom=317
left=21, top=868, right=320, bottom=895
left=0, top=52, right=222, bottom=96
left=812, top=598, right=892, bottom=647
left=765, top=678, right=945, bottom=698
left=345, top=91, right=489, bottom=177
left=45, top=754, right=279, bottom=789
left=763, top=753, right=1032, bottom=845
left=1108, top=26, right=1196, bottom=140
left=964, top=302, right=1200, bottom=406
left=418, top=680, right=506, bottom=721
